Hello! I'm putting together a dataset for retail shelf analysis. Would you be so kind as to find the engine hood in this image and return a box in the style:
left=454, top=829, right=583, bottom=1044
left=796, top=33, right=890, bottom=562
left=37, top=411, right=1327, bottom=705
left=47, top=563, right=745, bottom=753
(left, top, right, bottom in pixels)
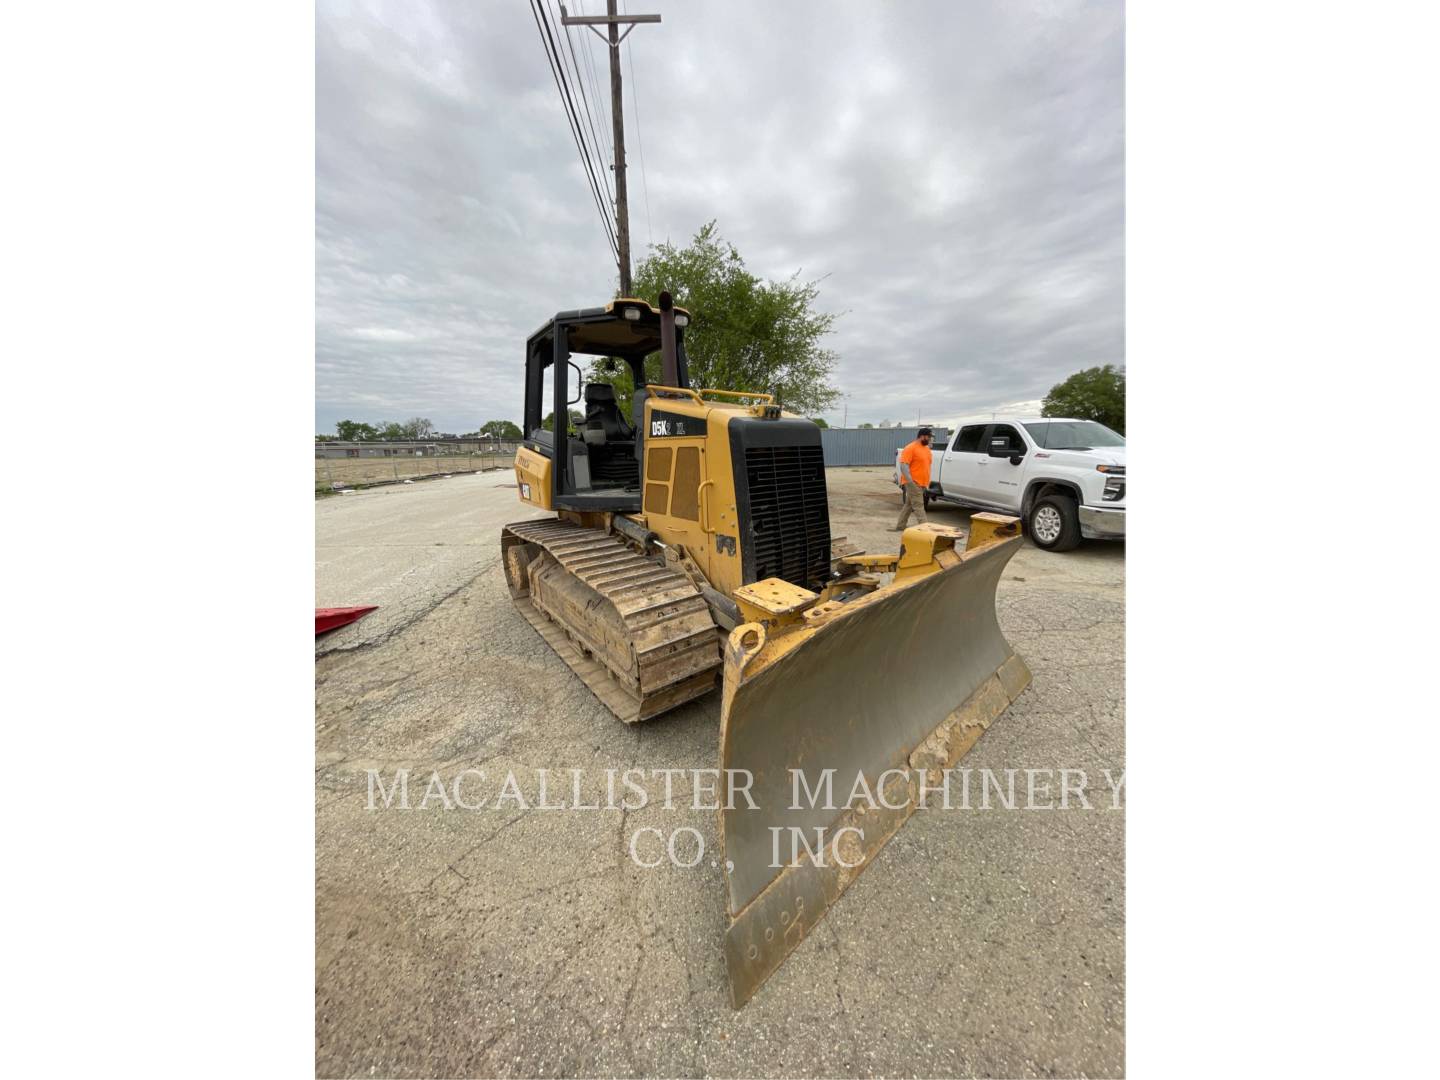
left=1034, top=445, right=1126, bottom=468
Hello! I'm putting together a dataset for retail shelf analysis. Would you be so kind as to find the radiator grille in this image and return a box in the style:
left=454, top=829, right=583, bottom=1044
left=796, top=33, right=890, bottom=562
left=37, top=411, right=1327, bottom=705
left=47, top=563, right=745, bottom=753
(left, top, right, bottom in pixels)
left=742, top=445, right=831, bottom=589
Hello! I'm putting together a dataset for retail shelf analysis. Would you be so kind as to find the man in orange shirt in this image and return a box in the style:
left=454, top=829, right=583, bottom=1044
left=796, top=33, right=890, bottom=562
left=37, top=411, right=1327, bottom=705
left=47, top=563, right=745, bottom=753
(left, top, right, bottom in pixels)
left=892, top=427, right=934, bottom=531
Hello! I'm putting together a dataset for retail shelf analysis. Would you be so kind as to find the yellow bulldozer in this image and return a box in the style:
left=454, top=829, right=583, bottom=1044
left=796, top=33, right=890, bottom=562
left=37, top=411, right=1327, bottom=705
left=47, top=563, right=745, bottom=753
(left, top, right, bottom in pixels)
left=502, top=293, right=1031, bottom=1006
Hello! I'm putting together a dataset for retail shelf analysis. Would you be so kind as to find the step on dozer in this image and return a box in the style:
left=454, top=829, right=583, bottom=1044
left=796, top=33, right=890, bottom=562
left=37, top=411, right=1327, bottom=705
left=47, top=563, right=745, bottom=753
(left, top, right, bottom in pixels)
left=501, top=293, right=1030, bottom=1006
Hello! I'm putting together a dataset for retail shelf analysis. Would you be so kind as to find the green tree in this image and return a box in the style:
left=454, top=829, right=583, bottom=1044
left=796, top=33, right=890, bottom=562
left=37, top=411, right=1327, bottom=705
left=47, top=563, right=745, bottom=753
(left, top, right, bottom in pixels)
left=589, top=221, right=841, bottom=416
left=809, top=417, right=829, bottom=428
left=481, top=419, right=523, bottom=440
left=858, top=422, right=874, bottom=429
left=1041, top=364, right=1126, bottom=434
left=541, top=410, right=585, bottom=433
left=377, top=421, right=408, bottom=440
left=336, top=419, right=379, bottom=441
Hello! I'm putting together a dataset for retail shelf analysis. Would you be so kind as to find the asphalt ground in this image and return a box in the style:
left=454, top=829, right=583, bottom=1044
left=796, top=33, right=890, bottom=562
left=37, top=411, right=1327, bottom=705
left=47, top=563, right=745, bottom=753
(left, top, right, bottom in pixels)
left=316, top=466, right=1125, bottom=1078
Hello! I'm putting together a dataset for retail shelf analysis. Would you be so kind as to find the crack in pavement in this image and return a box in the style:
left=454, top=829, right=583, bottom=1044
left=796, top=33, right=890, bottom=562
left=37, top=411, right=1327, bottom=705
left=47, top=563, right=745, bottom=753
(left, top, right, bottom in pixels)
left=316, top=554, right=504, bottom=660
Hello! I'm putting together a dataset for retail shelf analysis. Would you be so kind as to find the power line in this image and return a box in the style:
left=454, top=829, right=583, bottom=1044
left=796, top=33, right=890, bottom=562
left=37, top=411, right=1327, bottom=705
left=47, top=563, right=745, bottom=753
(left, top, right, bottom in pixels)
left=560, top=1, right=661, bottom=296
left=556, top=1, right=613, bottom=207
left=533, top=0, right=616, bottom=257
left=531, top=4, right=616, bottom=261
left=528, top=0, right=618, bottom=261
left=621, top=0, right=654, bottom=249
left=571, top=2, right=614, bottom=186
left=539, top=1, right=609, bottom=200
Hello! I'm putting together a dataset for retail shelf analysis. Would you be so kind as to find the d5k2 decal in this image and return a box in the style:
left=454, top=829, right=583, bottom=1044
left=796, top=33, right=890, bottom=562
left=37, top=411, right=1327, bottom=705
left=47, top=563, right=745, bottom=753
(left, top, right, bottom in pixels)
left=648, top=409, right=708, bottom=439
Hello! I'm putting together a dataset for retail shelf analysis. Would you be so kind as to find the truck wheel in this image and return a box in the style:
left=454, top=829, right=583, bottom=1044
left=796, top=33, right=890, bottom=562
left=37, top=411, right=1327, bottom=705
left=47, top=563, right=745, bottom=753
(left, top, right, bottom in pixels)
left=1028, top=494, right=1081, bottom=552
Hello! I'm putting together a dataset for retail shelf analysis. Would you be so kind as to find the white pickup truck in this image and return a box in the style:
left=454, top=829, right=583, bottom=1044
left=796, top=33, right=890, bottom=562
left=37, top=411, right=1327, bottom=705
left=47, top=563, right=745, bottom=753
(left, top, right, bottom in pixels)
left=918, top=415, right=1126, bottom=552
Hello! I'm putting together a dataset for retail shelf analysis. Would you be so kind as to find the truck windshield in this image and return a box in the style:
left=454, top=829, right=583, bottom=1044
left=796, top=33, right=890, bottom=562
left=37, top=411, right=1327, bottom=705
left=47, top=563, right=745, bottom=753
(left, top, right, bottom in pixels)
left=1023, top=421, right=1125, bottom=450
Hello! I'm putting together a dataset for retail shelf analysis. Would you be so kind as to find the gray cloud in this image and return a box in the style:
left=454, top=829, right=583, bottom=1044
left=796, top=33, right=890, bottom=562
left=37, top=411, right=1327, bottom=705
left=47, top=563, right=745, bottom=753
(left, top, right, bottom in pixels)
left=317, top=0, right=1123, bottom=433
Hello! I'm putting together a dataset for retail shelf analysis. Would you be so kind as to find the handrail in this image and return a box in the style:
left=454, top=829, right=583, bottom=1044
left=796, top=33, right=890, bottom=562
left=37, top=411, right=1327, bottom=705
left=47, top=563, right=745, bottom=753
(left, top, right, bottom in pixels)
left=697, top=388, right=776, bottom=404
left=646, top=385, right=776, bottom=405
left=645, top=384, right=704, bottom=405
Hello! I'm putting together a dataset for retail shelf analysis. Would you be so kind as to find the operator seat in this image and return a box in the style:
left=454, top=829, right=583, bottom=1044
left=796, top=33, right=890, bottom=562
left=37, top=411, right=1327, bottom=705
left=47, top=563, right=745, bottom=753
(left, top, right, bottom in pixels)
left=581, top=382, right=640, bottom=490
left=582, top=383, right=633, bottom=445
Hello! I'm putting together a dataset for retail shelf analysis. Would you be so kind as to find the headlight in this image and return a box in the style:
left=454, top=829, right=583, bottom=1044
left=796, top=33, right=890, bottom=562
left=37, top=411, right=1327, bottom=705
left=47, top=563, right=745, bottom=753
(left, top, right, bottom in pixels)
left=1102, top=476, right=1125, bottom=501
left=622, top=307, right=641, bottom=321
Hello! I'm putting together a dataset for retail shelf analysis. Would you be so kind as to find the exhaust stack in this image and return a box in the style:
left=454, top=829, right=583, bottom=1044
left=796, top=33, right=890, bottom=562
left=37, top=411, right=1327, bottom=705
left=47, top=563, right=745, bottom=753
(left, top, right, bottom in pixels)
left=658, top=289, right=679, bottom=386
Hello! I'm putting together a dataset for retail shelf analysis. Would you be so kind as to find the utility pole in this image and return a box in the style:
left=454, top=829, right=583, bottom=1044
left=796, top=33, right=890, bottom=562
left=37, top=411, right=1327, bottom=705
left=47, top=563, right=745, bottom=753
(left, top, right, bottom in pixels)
left=562, top=2, right=661, bottom=297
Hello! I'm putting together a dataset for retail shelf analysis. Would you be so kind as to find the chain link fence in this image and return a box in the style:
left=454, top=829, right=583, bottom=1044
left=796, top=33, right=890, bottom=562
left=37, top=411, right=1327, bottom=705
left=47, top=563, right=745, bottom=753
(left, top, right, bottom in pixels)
left=316, top=445, right=517, bottom=494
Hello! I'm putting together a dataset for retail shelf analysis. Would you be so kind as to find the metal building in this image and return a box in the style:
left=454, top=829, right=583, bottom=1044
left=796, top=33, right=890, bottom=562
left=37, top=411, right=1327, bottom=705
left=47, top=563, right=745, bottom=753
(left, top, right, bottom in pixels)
left=819, top=427, right=952, bottom=467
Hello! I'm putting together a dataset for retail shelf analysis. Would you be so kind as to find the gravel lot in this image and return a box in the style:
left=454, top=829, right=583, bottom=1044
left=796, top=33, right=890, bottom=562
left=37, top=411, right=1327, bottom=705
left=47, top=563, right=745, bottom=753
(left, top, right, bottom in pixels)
left=316, top=467, right=1125, bottom=1078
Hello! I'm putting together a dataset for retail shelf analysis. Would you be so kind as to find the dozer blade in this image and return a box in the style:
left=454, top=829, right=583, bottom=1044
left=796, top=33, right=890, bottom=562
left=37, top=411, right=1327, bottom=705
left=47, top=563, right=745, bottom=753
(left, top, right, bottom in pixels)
left=718, top=519, right=1031, bottom=1007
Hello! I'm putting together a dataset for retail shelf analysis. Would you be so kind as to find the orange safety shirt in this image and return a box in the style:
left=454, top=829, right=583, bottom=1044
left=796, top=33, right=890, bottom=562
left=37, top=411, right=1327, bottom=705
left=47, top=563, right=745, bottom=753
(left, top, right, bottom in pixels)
left=899, top=440, right=932, bottom=489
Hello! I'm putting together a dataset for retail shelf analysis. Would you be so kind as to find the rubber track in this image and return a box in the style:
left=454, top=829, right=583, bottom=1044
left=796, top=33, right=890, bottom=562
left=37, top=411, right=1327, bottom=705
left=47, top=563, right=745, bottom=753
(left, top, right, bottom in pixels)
left=501, top=519, right=722, bottom=723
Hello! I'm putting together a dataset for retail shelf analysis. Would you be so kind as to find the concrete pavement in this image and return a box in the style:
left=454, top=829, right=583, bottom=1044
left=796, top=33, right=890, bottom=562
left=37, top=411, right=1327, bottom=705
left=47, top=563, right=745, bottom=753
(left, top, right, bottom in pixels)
left=315, top=467, right=1125, bottom=1078
left=315, top=472, right=547, bottom=655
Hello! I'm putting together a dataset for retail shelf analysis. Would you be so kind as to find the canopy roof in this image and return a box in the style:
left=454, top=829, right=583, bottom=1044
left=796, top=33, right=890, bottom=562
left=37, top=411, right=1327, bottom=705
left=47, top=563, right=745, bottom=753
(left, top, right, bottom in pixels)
left=526, top=298, right=692, bottom=359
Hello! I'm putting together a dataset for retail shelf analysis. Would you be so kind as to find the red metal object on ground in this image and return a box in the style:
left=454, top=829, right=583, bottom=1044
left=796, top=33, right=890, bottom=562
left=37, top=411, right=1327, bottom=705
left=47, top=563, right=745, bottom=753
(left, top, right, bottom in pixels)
left=315, top=606, right=378, bottom=635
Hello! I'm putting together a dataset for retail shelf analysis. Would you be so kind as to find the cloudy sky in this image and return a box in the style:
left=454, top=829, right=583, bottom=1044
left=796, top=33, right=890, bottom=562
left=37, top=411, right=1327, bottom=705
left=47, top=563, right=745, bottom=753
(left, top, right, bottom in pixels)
left=316, top=0, right=1123, bottom=434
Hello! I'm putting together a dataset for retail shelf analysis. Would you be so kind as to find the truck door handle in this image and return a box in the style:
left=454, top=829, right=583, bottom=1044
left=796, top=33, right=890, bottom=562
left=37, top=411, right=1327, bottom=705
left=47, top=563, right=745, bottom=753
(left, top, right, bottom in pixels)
left=698, top=479, right=716, bottom=533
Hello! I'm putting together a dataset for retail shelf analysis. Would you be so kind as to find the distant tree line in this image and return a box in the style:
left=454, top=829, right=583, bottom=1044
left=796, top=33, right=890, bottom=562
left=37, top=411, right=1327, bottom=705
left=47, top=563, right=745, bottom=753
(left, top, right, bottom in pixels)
left=477, top=420, right=523, bottom=439
left=324, top=418, right=434, bottom=442
left=320, top=418, right=523, bottom=442
left=315, top=360, right=1124, bottom=445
